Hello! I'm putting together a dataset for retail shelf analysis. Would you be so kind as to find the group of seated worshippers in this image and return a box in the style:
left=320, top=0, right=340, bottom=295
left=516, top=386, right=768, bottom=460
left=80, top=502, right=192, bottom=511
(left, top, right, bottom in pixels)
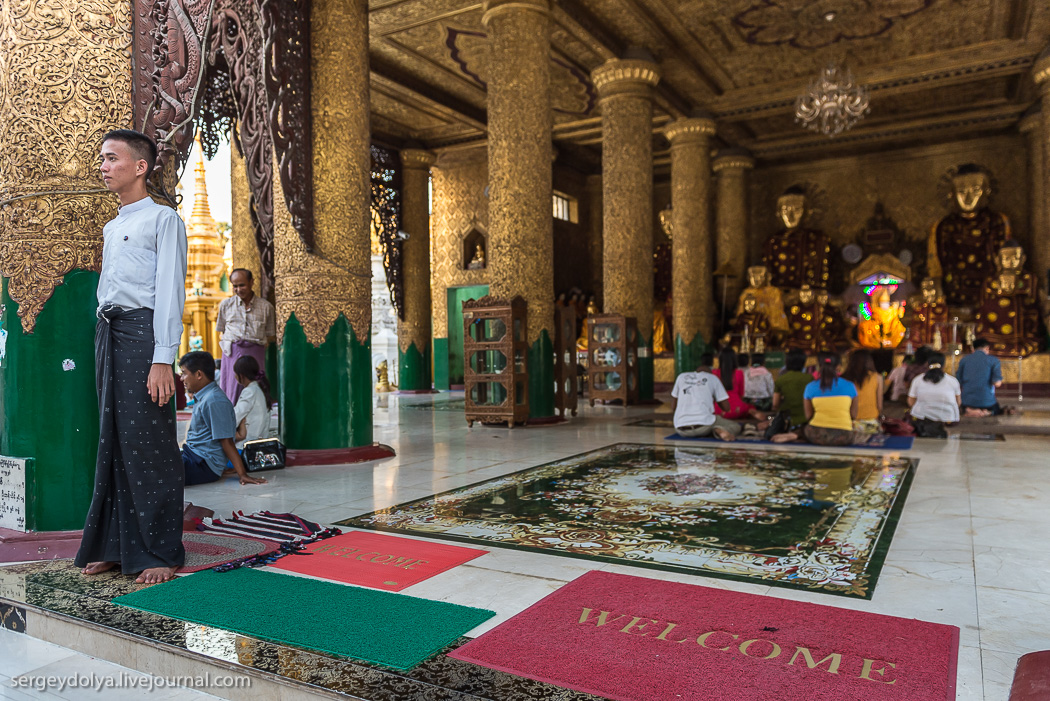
left=670, top=340, right=1006, bottom=444
left=179, top=350, right=273, bottom=486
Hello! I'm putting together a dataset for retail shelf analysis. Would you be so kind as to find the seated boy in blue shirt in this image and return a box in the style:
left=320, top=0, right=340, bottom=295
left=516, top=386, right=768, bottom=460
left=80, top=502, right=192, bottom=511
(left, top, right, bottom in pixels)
left=178, top=351, right=267, bottom=486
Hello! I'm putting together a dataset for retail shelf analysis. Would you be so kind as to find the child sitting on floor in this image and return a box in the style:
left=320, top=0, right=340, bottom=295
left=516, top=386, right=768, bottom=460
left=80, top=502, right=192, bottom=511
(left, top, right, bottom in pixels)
left=232, top=355, right=274, bottom=450
left=179, top=351, right=267, bottom=487
left=742, top=353, right=774, bottom=412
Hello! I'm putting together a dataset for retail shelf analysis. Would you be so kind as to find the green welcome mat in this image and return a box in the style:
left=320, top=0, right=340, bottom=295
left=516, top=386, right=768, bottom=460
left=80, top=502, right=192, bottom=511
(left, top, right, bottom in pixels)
left=112, top=568, right=495, bottom=670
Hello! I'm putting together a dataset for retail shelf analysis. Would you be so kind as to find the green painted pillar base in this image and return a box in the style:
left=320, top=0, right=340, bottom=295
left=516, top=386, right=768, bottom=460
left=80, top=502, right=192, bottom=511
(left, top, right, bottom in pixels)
left=398, top=341, right=431, bottom=391
left=638, top=334, right=654, bottom=401
left=279, top=314, right=372, bottom=450
left=433, top=338, right=450, bottom=390
left=674, top=333, right=710, bottom=378
left=1, top=272, right=100, bottom=531
left=528, top=330, right=554, bottom=419
left=265, top=343, right=279, bottom=396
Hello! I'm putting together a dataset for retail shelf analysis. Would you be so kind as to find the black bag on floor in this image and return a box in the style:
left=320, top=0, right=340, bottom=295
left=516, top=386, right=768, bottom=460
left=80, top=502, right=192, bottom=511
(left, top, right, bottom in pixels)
left=242, top=439, right=286, bottom=472
left=912, top=418, right=947, bottom=439
left=763, top=411, right=791, bottom=440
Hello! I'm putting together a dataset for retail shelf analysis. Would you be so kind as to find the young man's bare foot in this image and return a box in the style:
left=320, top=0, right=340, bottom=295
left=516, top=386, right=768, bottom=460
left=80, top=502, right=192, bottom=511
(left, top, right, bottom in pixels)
left=135, top=566, right=177, bottom=584
left=82, top=561, right=118, bottom=576
left=713, top=427, right=736, bottom=442
left=770, top=432, right=799, bottom=443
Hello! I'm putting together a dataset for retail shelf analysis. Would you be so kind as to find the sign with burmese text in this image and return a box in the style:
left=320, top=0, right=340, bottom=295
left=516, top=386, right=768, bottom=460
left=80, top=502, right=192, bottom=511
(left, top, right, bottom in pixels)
left=0, top=456, right=27, bottom=532
left=272, top=530, right=485, bottom=591
left=450, top=570, right=959, bottom=701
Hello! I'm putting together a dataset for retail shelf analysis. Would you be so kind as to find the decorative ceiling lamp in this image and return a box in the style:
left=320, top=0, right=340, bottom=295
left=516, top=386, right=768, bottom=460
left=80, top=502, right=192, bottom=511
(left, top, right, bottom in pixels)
left=794, top=63, right=869, bottom=137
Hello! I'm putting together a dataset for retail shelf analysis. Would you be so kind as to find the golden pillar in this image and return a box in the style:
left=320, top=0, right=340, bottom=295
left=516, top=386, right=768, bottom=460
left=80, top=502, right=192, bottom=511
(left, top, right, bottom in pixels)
left=592, top=56, right=660, bottom=399
left=276, top=0, right=373, bottom=450
left=1031, top=51, right=1050, bottom=291
left=229, top=135, right=263, bottom=293
left=712, top=150, right=755, bottom=322
left=586, top=173, right=603, bottom=306
left=0, top=0, right=131, bottom=530
left=665, top=117, right=717, bottom=375
left=398, top=148, right=436, bottom=391
left=482, top=0, right=555, bottom=417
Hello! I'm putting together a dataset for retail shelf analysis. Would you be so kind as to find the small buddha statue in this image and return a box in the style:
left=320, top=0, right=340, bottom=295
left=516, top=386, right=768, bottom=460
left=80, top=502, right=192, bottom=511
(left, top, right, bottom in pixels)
left=188, top=327, right=204, bottom=352
left=783, top=284, right=822, bottom=353
left=734, top=265, right=789, bottom=334
left=816, top=290, right=849, bottom=353
left=762, top=186, right=831, bottom=291
left=576, top=297, right=600, bottom=351
left=974, top=241, right=1043, bottom=357
left=375, top=359, right=396, bottom=392
left=653, top=298, right=671, bottom=355
left=730, top=293, right=770, bottom=343
left=857, top=286, right=907, bottom=350
left=467, top=243, right=486, bottom=270
left=905, top=278, right=948, bottom=347
left=927, top=164, right=1011, bottom=307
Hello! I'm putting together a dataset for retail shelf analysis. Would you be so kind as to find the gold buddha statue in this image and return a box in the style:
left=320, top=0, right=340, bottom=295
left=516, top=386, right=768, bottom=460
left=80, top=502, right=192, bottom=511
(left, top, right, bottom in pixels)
left=729, top=294, right=770, bottom=349
left=857, top=286, right=906, bottom=350
left=816, top=290, right=849, bottom=352
left=653, top=298, right=671, bottom=355
left=905, top=278, right=948, bottom=347
left=927, top=164, right=1011, bottom=307
left=375, top=359, right=396, bottom=392
left=734, top=265, right=788, bottom=334
left=762, top=186, right=831, bottom=291
left=576, top=297, right=600, bottom=351
left=783, top=284, right=822, bottom=353
left=974, top=242, right=1043, bottom=357
left=467, top=243, right=486, bottom=270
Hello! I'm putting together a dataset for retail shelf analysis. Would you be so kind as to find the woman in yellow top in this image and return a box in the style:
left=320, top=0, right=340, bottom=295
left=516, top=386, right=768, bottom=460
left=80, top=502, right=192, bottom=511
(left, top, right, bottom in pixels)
left=802, top=353, right=861, bottom=446
left=840, top=349, right=883, bottom=435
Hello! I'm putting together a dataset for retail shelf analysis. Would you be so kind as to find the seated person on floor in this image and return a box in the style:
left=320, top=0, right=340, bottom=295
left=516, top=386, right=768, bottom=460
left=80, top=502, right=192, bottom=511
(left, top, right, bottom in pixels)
left=232, top=355, right=274, bottom=449
left=178, top=351, right=267, bottom=486
left=840, top=348, right=883, bottom=435
left=670, top=352, right=743, bottom=442
left=773, top=353, right=862, bottom=446
left=712, top=347, right=769, bottom=424
left=768, top=349, right=810, bottom=437
left=907, top=351, right=960, bottom=439
left=742, top=353, right=774, bottom=411
left=956, top=338, right=1005, bottom=417
left=885, top=353, right=912, bottom=402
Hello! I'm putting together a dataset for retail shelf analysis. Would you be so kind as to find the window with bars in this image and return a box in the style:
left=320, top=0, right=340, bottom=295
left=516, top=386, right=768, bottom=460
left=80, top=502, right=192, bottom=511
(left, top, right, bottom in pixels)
left=552, top=191, right=578, bottom=223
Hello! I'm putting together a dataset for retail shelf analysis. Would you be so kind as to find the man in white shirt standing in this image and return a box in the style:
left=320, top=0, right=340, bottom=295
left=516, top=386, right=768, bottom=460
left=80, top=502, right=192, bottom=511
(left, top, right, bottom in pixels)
left=670, top=353, right=743, bottom=442
left=215, top=269, right=275, bottom=404
left=75, top=130, right=188, bottom=585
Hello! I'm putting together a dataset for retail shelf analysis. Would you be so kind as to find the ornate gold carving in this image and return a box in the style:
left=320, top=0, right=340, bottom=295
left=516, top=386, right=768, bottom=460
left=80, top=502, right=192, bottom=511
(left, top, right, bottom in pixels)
left=734, top=0, right=932, bottom=50
left=484, top=0, right=554, bottom=344
left=667, top=118, right=717, bottom=346
left=0, top=0, right=132, bottom=332
left=275, top=0, right=370, bottom=347
left=713, top=152, right=755, bottom=311
left=229, top=134, right=263, bottom=290
left=481, top=0, right=549, bottom=26
left=591, top=59, right=661, bottom=100
left=398, top=148, right=435, bottom=353
left=1034, top=53, right=1050, bottom=92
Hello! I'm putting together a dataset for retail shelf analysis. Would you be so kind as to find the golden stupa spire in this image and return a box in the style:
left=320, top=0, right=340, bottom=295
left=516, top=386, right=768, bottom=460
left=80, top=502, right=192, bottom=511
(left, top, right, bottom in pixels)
left=184, top=133, right=225, bottom=291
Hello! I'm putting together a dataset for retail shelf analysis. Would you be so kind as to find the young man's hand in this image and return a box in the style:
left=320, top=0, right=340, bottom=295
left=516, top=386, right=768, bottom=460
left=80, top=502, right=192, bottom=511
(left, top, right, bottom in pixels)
left=147, top=363, right=175, bottom=406
left=239, top=473, right=267, bottom=485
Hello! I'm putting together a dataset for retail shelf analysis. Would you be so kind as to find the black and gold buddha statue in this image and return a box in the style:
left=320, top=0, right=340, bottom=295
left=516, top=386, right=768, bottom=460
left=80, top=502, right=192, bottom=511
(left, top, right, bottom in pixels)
left=927, top=164, right=1011, bottom=307
left=974, top=242, right=1043, bottom=357
left=783, top=284, right=822, bottom=353
left=762, top=186, right=831, bottom=291
left=905, top=279, right=948, bottom=348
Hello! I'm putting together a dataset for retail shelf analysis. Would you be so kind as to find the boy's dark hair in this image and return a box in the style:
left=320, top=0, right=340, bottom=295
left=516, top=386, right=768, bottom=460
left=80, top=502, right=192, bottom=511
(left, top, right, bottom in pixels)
left=178, top=351, right=216, bottom=381
left=698, top=352, right=714, bottom=368
left=784, top=348, right=807, bottom=372
left=102, top=129, right=158, bottom=175
left=973, top=338, right=990, bottom=350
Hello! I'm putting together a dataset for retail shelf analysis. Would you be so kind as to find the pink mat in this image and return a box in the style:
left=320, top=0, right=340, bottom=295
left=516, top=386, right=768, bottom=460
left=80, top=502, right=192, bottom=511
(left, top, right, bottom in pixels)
left=449, top=570, right=959, bottom=701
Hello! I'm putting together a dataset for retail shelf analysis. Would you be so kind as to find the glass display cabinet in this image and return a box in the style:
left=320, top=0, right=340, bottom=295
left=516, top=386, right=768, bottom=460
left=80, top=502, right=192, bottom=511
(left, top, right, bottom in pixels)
left=462, top=296, right=530, bottom=427
left=553, top=304, right=578, bottom=418
left=586, top=314, right=639, bottom=406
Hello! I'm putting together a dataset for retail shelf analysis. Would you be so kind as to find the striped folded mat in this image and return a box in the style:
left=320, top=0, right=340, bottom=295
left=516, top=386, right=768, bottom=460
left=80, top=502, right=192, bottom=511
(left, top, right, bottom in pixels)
left=195, top=510, right=323, bottom=542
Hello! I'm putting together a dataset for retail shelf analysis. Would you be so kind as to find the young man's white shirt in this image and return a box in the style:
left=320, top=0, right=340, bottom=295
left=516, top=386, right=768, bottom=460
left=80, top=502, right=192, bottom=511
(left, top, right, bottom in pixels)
left=671, top=371, right=729, bottom=429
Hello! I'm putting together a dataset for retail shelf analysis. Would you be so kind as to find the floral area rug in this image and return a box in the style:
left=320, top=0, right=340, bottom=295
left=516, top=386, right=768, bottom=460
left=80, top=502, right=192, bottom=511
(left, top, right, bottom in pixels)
left=340, top=443, right=916, bottom=599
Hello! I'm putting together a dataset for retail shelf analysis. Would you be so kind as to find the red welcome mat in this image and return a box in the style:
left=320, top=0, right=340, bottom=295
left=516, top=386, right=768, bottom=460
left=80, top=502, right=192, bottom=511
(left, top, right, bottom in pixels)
left=271, top=530, right=485, bottom=591
left=449, top=570, right=959, bottom=701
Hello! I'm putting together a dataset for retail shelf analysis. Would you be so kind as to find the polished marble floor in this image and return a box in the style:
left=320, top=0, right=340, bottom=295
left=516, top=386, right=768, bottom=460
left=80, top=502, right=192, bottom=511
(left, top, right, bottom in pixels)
left=5, top=390, right=1050, bottom=699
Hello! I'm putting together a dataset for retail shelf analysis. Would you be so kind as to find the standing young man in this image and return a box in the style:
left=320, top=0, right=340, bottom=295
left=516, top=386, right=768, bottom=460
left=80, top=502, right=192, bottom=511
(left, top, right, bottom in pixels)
left=215, top=268, right=275, bottom=404
left=74, top=130, right=188, bottom=585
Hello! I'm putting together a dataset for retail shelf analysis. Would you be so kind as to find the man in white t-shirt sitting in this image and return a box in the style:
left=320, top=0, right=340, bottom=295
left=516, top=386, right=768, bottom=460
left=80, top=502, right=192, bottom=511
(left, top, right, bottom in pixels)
left=670, top=353, right=744, bottom=442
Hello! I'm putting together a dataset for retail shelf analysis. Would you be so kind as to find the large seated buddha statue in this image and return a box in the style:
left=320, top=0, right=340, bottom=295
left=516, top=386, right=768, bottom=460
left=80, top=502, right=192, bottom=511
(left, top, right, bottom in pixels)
left=762, top=186, right=831, bottom=291
left=857, top=286, right=907, bottom=350
left=734, top=265, right=788, bottom=336
left=927, top=164, right=1011, bottom=307
left=783, top=284, right=822, bottom=353
left=728, top=293, right=770, bottom=348
left=905, top=279, right=948, bottom=348
left=974, top=242, right=1043, bottom=357
left=817, top=290, right=850, bottom=352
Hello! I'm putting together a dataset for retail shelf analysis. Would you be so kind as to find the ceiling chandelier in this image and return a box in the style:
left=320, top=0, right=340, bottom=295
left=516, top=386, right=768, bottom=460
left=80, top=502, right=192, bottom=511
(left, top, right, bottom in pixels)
left=794, top=63, right=870, bottom=137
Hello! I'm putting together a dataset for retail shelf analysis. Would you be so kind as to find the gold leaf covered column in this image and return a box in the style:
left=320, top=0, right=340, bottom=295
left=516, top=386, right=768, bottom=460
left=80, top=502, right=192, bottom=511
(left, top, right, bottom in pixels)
left=0, top=0, right=131, bottom=530
left=1032, top=52, right=1050, bottom=294
left=276, top=0, right=373, bottom=451
left=713, top=150, right=755, bottom=326
left=665, top=116, right=716, bottom=376
left=398, top=148, right=436, bottom=391
left=592, top=56, right=660, bottom=400
left=482, top=0, right=555, bottom=418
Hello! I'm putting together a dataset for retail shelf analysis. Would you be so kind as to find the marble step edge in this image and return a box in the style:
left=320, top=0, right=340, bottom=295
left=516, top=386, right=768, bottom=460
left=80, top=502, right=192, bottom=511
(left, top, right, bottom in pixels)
left=0, top=596, right=366, bottom=701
